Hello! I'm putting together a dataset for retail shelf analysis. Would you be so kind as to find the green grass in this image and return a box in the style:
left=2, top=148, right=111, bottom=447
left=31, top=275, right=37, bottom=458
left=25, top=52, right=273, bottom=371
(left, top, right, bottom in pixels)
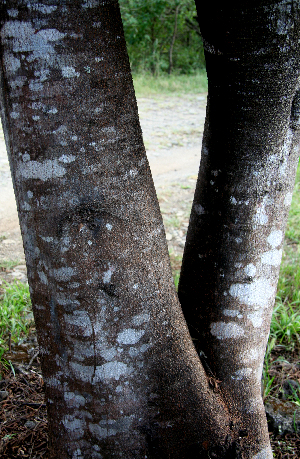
left=132, top=70, right=208, bottom=98
left=0, top=281, right=32, bottom=359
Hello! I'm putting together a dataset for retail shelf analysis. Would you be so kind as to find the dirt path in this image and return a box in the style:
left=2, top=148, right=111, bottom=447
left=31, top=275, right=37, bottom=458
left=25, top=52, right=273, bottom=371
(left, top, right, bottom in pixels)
left=0, top=93, right=206, bottom=278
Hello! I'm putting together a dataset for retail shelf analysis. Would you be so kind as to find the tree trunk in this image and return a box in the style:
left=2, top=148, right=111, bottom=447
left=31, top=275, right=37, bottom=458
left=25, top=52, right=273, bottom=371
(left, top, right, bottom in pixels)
left=0, top=1, right=299, bottom=458
left=168, top=5, right=180, bottom=75
left=179, top=1, right=300, bottom=457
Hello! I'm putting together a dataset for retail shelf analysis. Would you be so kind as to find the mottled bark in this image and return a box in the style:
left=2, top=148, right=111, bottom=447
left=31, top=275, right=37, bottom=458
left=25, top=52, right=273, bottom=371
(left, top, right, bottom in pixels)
left=179, top=1, right=300, bottom=458
left=0, top=1, right=230, bottom=458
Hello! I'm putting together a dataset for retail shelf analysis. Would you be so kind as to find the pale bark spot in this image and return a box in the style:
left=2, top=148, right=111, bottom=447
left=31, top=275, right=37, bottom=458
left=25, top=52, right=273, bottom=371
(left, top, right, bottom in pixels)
left=3, top=53, right=21, bottom=75
left=244, top=263, right=256, bottom=277
left=94, top=362, right=131, bottom=381
left=284, top=191, right=293, bottom=206
left=117, top=328, right=145, bottom=345
left=103, top=268, right=113, bottom=284
left=64, top=311, right=93, bottom=337
left=229, top=278, right=275, bottom=308
left=41, top=236, right=53, bottom=242
left=17, top=159, right=66, bottom=181
left=100, top=347, right=117, bottom=361
left=62, top=417, right=86, bottom=440
left=230, top=196, right=237, bottom=205
left=247, top=311, right=263, bottom=328
left=194, top=204, right=205, bottom=215
left=240, top=348, right=260, bottom=363
left=69, top=362, right=94, bottom=382
left=222, top=309, right=243, bottom=319
left=252, top=445, right=273, bottom=459
left=8, top=9, right=18, bottom=17
left=132, top=313, right=150, bottom=326
left=64, top=392, right=86, bottom=408
left=89, top=416, right=133, bottom=439
left=53, top=267, right=76, bottom=281
left=35, top=29, right=65, bottom=42
left=267, top=230, right=283, bottom=248
left=58, top=154, right=76, bottom=163
left=72, top=449, right=83, bottom=459
left=61, top=66, right=80, bottom=78
left=27, top=4, right=57, bottom=14
left=253, top=205, right=268, bottom=225
left=106, top=223, right=112, bottom=231
left=38, top=271, right=48, bottom=285
left=231, top=368, right=252, bottom=380
left=210, top=322, right=245, bottom=339
left=82, top=0, right=100, bottom=8
left=261, top=249, right=282, bottom=266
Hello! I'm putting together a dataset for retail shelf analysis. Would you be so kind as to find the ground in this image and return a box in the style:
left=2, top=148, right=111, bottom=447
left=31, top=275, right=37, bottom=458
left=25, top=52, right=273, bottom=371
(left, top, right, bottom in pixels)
left=0, top=94, right=299, bottom=458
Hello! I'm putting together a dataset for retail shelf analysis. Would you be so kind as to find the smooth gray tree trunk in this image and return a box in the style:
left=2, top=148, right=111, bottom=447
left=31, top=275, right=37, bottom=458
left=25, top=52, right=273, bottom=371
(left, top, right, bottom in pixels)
left=0, top=1, right=299, bottom=458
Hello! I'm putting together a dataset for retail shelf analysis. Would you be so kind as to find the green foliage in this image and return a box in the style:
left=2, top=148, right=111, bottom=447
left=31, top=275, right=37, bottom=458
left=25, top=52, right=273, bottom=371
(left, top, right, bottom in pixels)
left=0, top=281, right=32, bottom=358
left=119, top=0, right=205, bottom=75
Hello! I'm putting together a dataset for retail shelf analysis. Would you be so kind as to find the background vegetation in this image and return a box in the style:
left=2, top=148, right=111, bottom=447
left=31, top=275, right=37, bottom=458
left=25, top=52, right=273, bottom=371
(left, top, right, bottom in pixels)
left=119, top=0, right=205, bottom=75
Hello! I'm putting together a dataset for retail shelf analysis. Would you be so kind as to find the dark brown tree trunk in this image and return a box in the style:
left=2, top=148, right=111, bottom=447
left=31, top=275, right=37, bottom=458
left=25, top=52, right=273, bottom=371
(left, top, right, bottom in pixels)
left=0, top=1, right=299, bottom=458
left=179, top=2, right=300, bottom=457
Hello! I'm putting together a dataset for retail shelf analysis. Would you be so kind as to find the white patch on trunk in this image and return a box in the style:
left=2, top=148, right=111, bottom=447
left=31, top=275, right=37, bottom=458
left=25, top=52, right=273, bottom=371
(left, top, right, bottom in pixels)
left=222, top=309, right=243, bottom=319
left=61, top=66, right=80, bottom=78
left=261, top=249, right=282, bottom=266
left=231, top=368, right=252, bottom=380
left=194, top=204, right=205, bottom=215
left=229, top=278, right=275, bottom=308
left=247, top=311, right=263, bottom=328
left=62, top=416, right=85, bottom=440
left=94, top=361, right=131, bottom=381
left=284, top=192, right=293, bottom=206
left=58, top=154, right=76, bottom=163
left=267, top=230, right=283, bottom=248
left=103, top=268, right=113, bottom=284
left=64, top=392, right=86, bottom=407
left=38, top=271, right=48, bottom=285
left=28, top=4, right=57, bottom=14
left=82, top=0, right=100, bottom=8
left=210, top=322, right=245, bottom=339
left=100, top=347, right=117, bottom=361
left=240, top=348, right=260, bottom=363
left=8, top=9, right=19, bottom=17
left=53, top=267, right=76, bottom=281
left=252, top=445, right=273, bottom=459
left=132, top=313, right=150, bottom=326
left=36, top=29, right=65, bottom=42
left=244, top=263, right=256, bottom=277
left=64, top=311, right=92, bottom=337
left=253, top=204, right=268, bottom=225
left=117, top=328, right=145, bottom=345
left=17, top=159, right=66, bottom=181
left=69, top=362, right=94, bottom=382
left=89, top=416, right=133, bottom=438
left=3, top=53, right=21, bottom=75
